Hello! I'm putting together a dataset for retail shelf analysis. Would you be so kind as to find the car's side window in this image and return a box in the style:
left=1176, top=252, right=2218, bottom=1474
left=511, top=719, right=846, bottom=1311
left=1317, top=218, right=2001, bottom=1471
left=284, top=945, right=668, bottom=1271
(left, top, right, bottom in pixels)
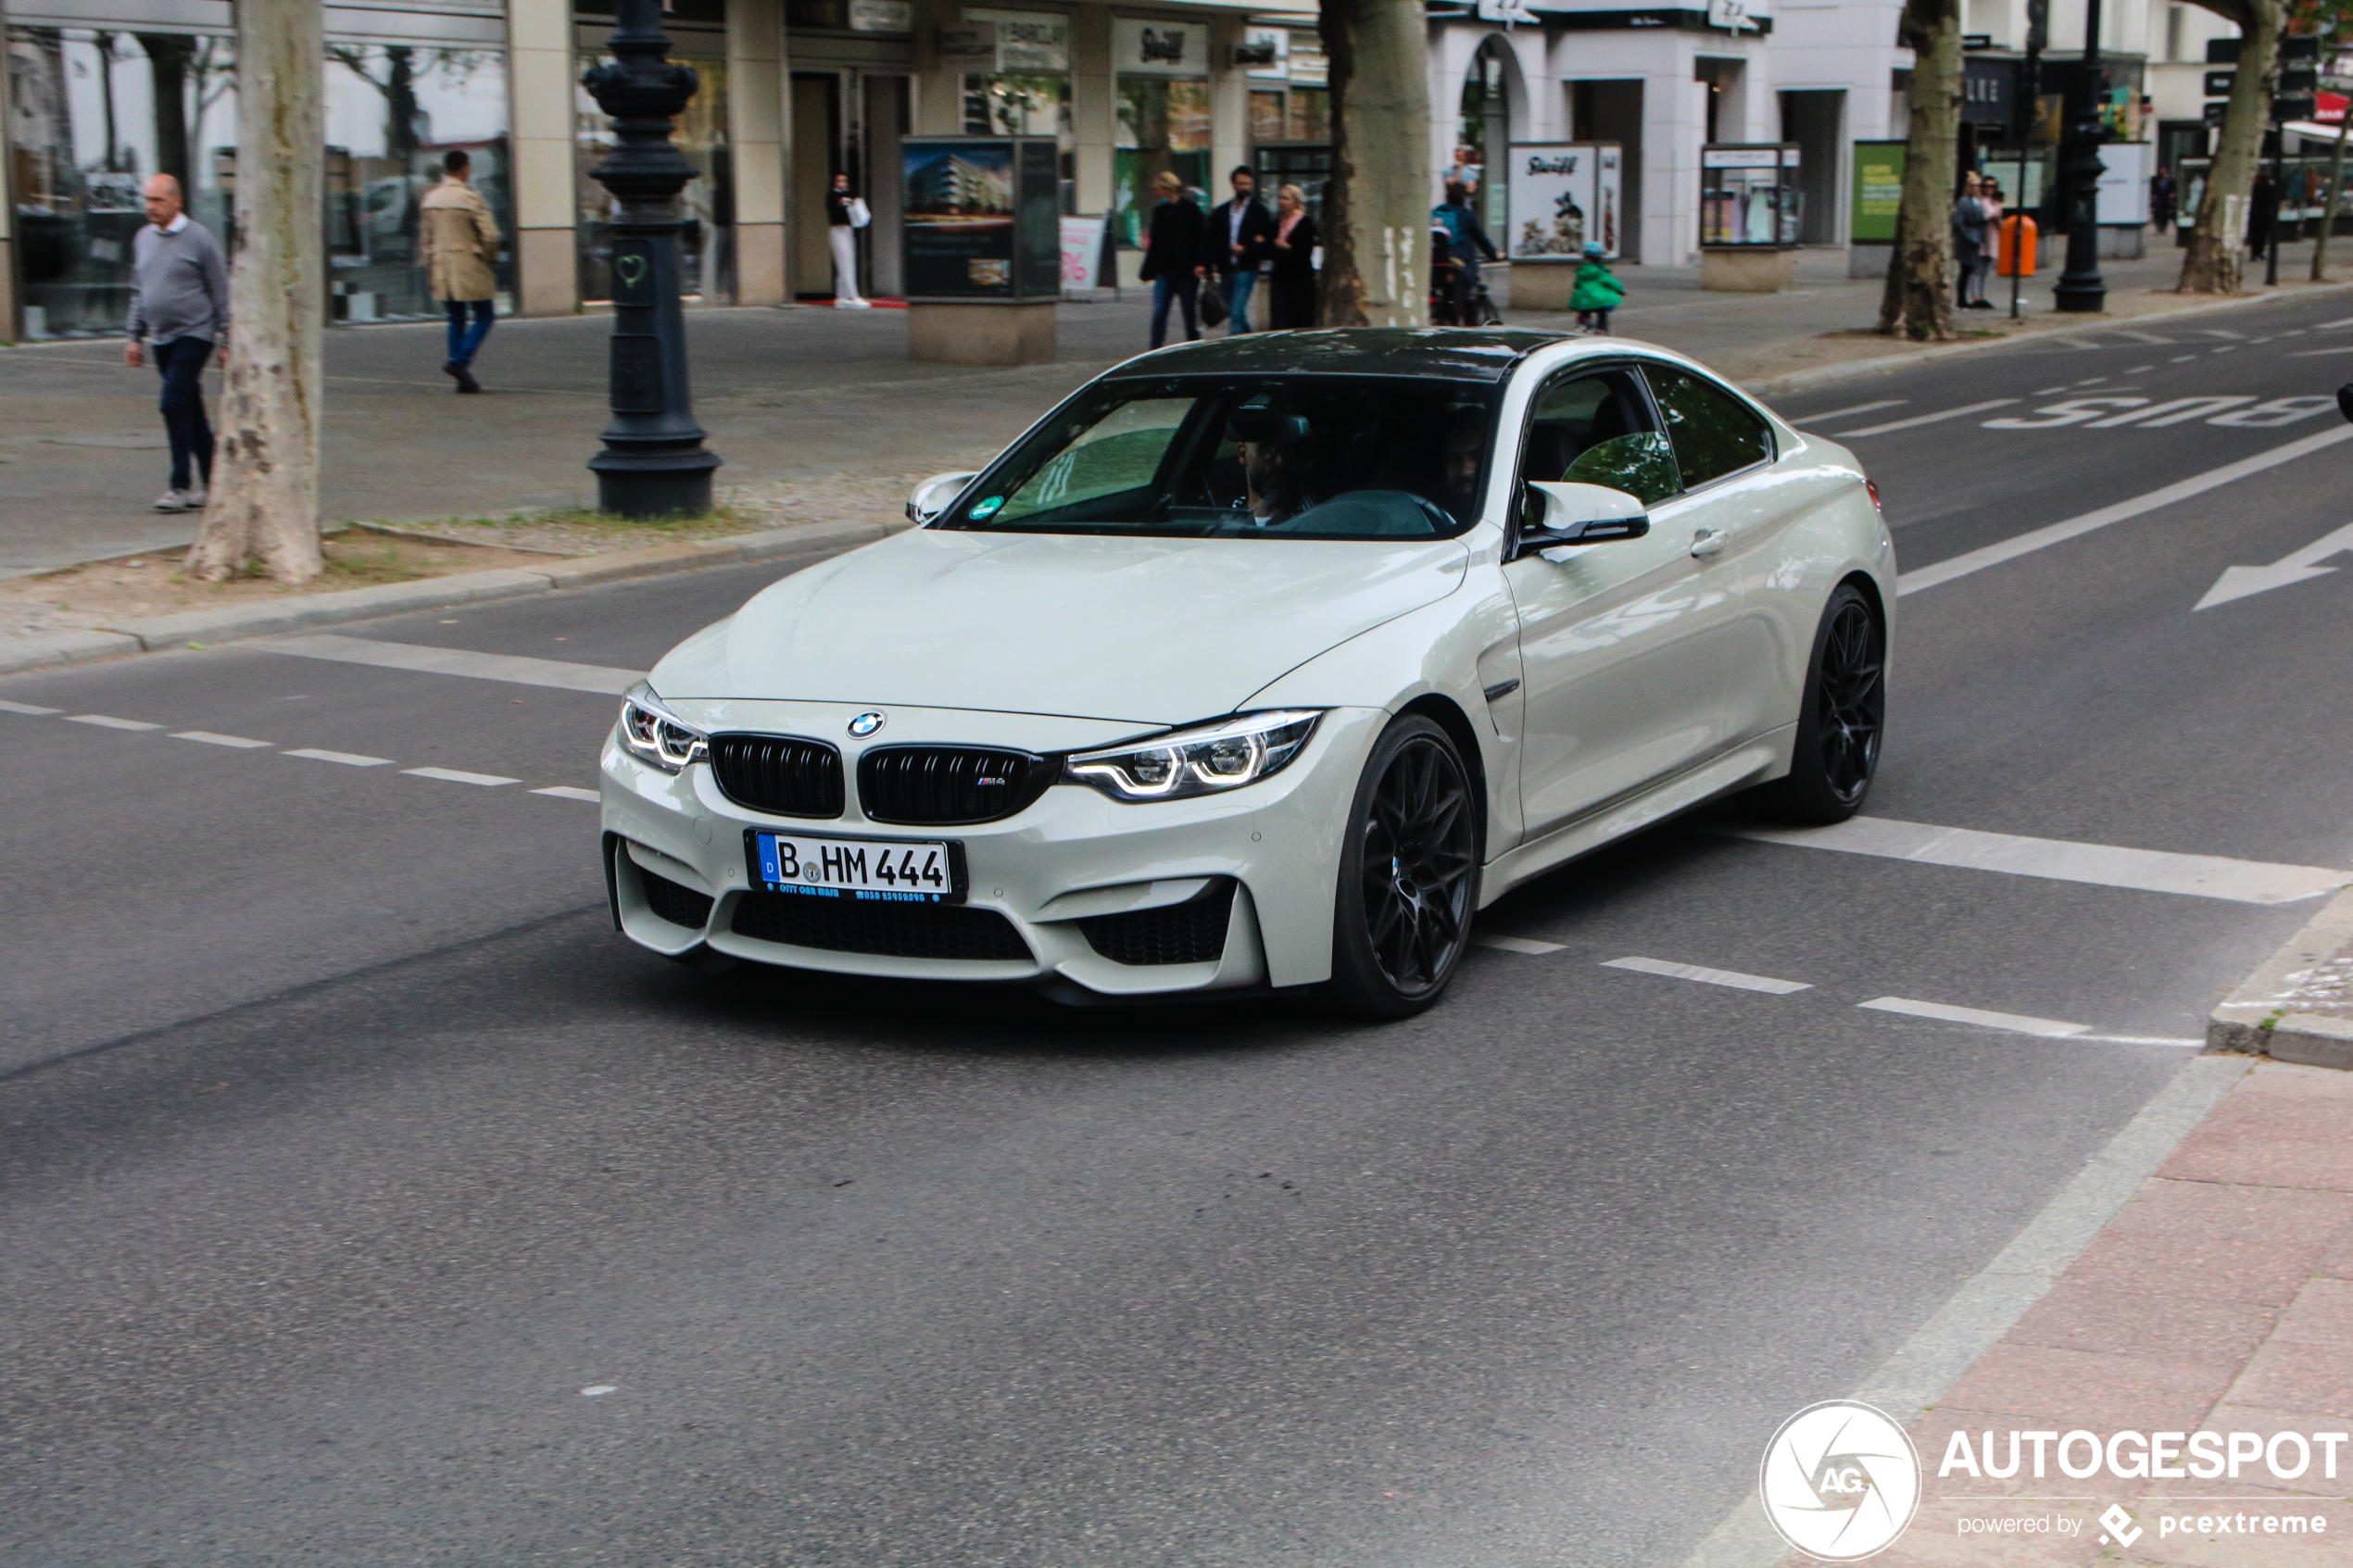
left=1516, top=367, right=1681, bottom=534
left=1642, top=365, right=1775, bottom=490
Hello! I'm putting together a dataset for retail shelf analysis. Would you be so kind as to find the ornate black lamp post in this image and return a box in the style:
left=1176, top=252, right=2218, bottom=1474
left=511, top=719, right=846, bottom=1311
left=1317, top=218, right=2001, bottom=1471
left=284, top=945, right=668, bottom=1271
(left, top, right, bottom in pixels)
left=2052, top=0, right=2108, bottom=311
left=582, top=0, right=721, bottom=517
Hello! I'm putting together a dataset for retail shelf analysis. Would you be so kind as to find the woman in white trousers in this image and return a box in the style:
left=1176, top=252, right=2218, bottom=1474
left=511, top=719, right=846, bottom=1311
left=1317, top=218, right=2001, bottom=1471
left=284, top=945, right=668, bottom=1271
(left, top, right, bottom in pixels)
left=826, top=173, right=868, bottom=308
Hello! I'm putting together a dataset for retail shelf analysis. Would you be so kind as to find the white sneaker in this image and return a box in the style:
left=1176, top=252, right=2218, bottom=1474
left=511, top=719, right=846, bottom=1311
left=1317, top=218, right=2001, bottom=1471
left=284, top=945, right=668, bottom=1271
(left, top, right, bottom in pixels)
left=837, top=298, right=873, bottom=309
left=154, top=490, right=190, bottom=513
left=181, top=485, right=207, bottom=509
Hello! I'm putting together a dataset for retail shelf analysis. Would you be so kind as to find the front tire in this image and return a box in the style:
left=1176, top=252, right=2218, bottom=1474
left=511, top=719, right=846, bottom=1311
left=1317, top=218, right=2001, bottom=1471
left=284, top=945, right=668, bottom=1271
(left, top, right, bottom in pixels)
left=1747, top=582, right=1886, bottom=824
left=1325, top=715, right=1478, bottom=1019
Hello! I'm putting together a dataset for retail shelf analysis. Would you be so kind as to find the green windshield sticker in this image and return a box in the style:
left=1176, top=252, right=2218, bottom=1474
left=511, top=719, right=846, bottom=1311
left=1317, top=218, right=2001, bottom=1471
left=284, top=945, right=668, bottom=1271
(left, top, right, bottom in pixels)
left=970, top=495, right=1005, bottom=518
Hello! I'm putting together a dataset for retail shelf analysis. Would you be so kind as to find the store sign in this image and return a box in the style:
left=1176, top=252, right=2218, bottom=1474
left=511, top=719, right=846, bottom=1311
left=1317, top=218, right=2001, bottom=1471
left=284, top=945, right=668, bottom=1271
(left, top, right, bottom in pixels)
left=1240, top=26, right=1288, bottom=79
left=1286, top=29, right=1327, bottom=85
left=1478, top=0, right=1542, bottom=22
left=965, top=8, right=1069, bottom=71
left=1506, top=144, right=1624, bottom=261
left=937, top=23, right=1000, bottom=70
left=1113, top=18, right=1202, bottom=76
left=1708, top=0, right=1759, bottom=31
left=849, top=0, right=912, bottom=32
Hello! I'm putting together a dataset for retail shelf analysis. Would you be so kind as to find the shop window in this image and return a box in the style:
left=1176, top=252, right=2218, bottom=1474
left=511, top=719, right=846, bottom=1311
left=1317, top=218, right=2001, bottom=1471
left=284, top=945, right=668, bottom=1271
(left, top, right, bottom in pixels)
left=575, top=47, right=730, bottom=302
left=1113, top=77, right=1210, bottom=246
left=325, top=44, right=513, bottom=321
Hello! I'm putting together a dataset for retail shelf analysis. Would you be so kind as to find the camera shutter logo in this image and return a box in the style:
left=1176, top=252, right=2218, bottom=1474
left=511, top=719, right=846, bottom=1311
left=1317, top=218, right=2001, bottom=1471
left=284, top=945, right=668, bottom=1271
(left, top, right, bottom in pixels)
left=1759, top=1400, right=1922, bottom=1561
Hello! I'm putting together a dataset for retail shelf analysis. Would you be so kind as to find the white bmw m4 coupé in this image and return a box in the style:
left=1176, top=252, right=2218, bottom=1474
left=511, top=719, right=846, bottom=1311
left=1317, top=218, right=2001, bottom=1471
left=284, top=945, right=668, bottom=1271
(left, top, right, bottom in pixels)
left=599, top=330, right=1894, bottom=1017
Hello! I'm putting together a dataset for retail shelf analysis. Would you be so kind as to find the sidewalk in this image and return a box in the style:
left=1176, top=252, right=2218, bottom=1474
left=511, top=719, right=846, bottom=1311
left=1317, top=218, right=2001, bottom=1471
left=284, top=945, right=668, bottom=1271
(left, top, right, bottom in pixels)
left=1834, top=1054, right=2353, bottom=1566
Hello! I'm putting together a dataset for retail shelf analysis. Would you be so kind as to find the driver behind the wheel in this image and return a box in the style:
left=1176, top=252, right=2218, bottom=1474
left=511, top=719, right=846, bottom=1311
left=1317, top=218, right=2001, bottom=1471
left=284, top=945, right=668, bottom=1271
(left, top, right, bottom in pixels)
left=1229, top=400, right=1321, bottom=527
left=1440, top=405, right=1488, bottom=523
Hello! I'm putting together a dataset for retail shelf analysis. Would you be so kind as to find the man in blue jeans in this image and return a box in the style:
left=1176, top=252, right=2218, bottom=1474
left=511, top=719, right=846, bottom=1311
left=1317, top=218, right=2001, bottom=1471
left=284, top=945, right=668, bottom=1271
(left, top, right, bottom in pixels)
left=422, top=150, right=501, bottom=393
left=1200, top=166, right=1275, bottom=333
left=122, top=173, right=229, bottom=513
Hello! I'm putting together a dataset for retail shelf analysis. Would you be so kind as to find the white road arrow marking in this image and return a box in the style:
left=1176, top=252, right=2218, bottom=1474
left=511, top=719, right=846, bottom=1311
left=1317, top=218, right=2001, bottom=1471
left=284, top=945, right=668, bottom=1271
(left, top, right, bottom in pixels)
left=2195, top=521, right=2353, bottom=609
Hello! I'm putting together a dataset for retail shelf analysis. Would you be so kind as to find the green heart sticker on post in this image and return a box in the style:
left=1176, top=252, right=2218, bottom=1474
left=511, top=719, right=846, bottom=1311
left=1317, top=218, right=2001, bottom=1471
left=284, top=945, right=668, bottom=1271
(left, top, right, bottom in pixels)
left=615, top=253, right=648, bottom=289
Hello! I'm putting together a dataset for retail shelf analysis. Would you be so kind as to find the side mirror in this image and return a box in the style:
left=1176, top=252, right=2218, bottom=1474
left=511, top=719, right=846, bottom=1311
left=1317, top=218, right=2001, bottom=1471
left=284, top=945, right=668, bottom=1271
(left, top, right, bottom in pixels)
left=908, top=470, right=980, bottom=524
left=1521, top=481, right=1651, bottom=552
left=2337, top=383, right=2353, bottom=425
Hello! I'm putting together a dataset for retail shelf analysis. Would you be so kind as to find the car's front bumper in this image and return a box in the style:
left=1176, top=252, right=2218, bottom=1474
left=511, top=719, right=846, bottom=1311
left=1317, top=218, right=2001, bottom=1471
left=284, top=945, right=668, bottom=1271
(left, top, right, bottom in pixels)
left=598, top=699, right=1387, bottom=996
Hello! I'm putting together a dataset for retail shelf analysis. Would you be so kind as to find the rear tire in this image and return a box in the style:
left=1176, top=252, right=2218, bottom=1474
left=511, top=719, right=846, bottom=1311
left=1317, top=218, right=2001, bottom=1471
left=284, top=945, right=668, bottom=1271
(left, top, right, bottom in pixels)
left=1745, top=583, right=1886, bottom=825
left=1325, top=715, right=1478, bottom=1019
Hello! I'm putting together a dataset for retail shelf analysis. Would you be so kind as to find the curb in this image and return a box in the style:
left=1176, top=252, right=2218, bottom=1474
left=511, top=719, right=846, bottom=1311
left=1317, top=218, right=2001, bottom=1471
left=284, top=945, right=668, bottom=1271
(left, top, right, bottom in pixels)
left=2206, top=884, right=2353, bottom=1071
left=0, top=518, right=903, bottom=678
left=1741, top=278, right=2353, bottom=397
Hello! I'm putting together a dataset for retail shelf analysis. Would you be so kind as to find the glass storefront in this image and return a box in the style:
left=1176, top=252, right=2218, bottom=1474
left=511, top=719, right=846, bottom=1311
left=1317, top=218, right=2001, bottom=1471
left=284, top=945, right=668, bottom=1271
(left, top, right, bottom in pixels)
left=7, top=27, right=237, bottom=338
left=6, top=26, right=510, bottom=337
left=1113, top=78, right=1209, bottom=246
left=574, top=47, right=729, bottom=301
left=960, top=9, right=1073, bottom=210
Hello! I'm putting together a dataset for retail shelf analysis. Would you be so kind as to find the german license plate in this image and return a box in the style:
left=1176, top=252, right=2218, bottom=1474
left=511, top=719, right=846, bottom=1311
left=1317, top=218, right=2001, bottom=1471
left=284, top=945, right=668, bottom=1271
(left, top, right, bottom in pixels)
left=747, top=830, right=963, bottom=904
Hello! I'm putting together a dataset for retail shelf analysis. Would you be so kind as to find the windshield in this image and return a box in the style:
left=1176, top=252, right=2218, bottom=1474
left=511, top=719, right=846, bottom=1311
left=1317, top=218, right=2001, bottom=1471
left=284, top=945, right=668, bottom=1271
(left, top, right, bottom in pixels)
left=942, top=376, right=1501, bottom=539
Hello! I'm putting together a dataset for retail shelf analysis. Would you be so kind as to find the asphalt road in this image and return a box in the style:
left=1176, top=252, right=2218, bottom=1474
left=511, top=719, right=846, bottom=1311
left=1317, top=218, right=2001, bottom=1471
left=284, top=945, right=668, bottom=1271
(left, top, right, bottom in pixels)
left=6, top=291, right=2353, bottom=1566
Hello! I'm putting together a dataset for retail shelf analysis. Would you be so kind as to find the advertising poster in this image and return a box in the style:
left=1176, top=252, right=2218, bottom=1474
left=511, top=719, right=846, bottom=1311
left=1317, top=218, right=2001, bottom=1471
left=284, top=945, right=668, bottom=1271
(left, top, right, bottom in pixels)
left=1506, top=144, right=1620, bottom=263
left=1851, top=140, right=1906, bottom=245
left=902, top=138, right=1017, bottom=297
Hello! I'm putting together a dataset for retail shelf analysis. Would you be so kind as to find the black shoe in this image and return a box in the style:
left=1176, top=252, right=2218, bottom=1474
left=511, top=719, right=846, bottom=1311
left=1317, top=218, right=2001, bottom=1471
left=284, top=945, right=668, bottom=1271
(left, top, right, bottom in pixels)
left=443, top=359, right=463, bottom=382
left=453, top=364, right=482, bottom=394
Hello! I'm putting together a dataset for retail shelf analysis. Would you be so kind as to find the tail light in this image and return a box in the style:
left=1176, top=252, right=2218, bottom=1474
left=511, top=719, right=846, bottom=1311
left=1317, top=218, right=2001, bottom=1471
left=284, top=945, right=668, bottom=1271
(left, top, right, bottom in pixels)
left=1865, top=478, right=1884, bottom=515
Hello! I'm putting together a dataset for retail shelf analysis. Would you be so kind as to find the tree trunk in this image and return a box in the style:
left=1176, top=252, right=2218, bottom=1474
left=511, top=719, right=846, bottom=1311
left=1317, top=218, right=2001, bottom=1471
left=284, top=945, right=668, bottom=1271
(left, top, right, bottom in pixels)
left=2179, top=0, right=2281, bottom=293
left=188, top=0, right=325, bottom=584
left=1882, top=0, right=1964, bottom=340
left=1316, top=0, right=1432, bottom=327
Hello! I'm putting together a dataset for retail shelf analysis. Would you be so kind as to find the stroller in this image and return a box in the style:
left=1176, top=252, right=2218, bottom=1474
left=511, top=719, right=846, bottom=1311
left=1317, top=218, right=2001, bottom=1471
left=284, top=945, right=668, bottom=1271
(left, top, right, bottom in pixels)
left=1428, top=225, right=1502, bottom=327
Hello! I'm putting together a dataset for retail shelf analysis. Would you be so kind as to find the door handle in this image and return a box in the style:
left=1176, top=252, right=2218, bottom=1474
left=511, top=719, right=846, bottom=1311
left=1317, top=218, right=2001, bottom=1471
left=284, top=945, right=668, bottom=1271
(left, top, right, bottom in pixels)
left=1690, top=527, right=1727, bottom=558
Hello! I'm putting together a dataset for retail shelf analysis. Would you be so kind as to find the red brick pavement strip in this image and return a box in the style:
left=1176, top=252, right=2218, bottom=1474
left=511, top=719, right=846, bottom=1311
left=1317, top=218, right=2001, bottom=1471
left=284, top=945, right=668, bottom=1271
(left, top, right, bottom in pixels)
left=1783, top=1061, right=2353, bottom=1566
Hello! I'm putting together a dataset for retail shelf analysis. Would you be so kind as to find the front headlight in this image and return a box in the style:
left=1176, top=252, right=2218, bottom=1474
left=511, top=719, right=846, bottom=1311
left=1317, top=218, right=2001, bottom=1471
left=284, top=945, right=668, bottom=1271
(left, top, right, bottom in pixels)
left=618, top=682, right=708, bottom=773
left=1064, top=710, right=1322, bottom=802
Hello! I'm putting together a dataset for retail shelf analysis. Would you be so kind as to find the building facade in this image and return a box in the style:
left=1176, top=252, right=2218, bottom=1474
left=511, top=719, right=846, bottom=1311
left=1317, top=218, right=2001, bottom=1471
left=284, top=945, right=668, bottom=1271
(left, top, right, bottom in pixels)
left=2, top=0, right=2223, bottom=338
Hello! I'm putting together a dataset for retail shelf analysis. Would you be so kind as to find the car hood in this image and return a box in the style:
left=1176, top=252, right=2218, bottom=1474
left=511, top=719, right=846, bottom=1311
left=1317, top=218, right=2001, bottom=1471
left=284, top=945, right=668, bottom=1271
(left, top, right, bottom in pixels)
left=650, top=527, right=1472, bottom=724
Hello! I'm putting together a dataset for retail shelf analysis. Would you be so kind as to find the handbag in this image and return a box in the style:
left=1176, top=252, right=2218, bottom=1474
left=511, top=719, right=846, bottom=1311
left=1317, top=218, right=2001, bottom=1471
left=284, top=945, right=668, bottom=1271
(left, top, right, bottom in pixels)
left=1200, top=278, right=1228, bottom=327
left=847, top=196, right=872, bottom=230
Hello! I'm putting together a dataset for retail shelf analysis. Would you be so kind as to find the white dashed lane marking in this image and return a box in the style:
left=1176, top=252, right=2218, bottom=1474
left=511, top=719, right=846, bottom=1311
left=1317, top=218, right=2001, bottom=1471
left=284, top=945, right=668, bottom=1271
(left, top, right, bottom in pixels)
left=1602, top=956, right=1812, bottom=994
left=1793, top=399, right=1907, bottom=427
left=172, top=730, right=272, bottom=748
left=283, top=748, right=396, bottom=768
left=1473, top=934, right=1567, bottom=955
left=260, top=633, right=645, bottom=695
left=67, top=714, right=162, bottom=731
left=403, top=766, right=520, bottom=787
left=1832, top=399, right=2021, bottom=437
left=534, top=785, right=602, bottom=803
left=1723, top=815, right=2347, bottom=905
left=1858, top=997, right=2091, bottom=1038
left=0, top=700, right=62, bottom=716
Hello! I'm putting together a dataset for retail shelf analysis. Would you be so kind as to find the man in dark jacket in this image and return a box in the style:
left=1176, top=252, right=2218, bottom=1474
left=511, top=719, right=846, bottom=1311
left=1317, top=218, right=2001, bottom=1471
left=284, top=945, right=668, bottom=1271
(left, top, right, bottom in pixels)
left=1200, top=166, right=1277, bottom=333
left=1430, top=181, right=1499, bottom=322
left=1139, top=170, right=1205, bottom=347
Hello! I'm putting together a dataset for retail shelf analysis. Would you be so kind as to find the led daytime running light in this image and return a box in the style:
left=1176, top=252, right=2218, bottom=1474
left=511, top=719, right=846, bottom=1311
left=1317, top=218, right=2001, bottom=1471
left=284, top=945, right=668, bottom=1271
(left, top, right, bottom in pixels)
left=1065, top=710, right=1322, bottom=802
left=618, top=683, right=709, bottom=773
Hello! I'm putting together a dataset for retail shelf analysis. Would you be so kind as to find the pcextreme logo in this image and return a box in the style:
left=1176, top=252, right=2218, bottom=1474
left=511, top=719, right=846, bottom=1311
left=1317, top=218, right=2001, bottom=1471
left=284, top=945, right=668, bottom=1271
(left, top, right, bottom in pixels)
left=1759, top=1400, right=1924, bottom=1561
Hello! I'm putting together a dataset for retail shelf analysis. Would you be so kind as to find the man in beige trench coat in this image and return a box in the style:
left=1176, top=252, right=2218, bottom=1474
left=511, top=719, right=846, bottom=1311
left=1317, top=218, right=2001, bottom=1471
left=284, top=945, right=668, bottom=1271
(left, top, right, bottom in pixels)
left=421, top=149, right=500, bottom=393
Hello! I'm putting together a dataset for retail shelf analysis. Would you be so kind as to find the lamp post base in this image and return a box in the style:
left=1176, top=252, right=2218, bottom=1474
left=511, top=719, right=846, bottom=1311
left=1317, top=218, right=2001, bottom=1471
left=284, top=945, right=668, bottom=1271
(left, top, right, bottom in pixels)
left=590, top=449, right=722, bottom=519
left=2052, top=276, right=2108, bottom=313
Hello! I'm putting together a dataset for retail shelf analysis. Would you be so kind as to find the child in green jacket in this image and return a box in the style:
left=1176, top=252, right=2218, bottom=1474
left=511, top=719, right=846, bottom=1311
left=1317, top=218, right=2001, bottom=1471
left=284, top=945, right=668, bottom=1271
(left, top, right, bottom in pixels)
left=1570, top=242, right=1624, bottom=334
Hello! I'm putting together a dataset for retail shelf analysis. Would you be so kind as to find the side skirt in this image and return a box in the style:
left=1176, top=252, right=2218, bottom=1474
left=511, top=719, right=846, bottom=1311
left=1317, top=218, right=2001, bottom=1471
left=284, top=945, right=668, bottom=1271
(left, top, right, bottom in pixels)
left=1475, top=724, right=1798, bottom=909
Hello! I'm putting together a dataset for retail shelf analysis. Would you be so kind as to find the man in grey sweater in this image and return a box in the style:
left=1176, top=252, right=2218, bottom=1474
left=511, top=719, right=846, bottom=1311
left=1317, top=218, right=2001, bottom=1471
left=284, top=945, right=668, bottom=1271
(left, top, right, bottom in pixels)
left=123, top=174, right=231, bottom=512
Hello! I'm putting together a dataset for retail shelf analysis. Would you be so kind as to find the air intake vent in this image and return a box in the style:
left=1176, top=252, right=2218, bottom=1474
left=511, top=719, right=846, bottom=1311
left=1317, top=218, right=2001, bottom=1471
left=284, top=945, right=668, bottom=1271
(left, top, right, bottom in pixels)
left=638, top=868, right=715, bottom=931
left=1076, top=880, right=1235, bottom=966
left=709, top=734, right=845, bottom=819
left=858, top=746, right=1052, bottom=825
left=731, top=893, right=1034, bottom=962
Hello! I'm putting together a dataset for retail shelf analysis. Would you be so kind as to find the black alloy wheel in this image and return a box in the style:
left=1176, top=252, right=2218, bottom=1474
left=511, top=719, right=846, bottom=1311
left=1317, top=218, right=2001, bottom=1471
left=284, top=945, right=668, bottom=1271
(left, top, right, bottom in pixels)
left=1748, top=583, right=1886, bottom=825
left=1327, top=715, right=1478, bottom=1018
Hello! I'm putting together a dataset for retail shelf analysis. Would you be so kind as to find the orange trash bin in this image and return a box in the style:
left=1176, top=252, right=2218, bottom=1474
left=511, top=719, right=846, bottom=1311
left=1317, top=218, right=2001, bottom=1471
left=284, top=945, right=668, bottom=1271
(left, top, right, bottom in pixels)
left=1998, top=214, right=2038, bottom=276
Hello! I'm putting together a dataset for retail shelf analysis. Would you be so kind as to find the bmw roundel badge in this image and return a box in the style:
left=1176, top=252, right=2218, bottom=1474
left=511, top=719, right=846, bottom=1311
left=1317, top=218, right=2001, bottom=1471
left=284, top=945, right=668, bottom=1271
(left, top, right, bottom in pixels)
left=848, top=710, right=887, bottom=738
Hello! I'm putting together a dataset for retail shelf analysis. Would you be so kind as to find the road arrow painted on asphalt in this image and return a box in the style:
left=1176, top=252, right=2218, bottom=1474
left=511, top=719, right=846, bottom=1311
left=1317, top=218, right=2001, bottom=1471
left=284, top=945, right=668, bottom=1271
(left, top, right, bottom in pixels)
left=2195, top=521, right=2353, bottom=609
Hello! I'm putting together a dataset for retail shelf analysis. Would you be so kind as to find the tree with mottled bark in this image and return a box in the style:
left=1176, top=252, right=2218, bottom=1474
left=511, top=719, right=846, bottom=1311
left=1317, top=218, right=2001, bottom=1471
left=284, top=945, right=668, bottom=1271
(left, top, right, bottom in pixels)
left=1316, top=0, right=1432, bottom=326
left=2179, top=0, right=2286, bottom=292
left=188, top=0, right=325, bottom=583
left=1877, top=0, right=1965, bottom=339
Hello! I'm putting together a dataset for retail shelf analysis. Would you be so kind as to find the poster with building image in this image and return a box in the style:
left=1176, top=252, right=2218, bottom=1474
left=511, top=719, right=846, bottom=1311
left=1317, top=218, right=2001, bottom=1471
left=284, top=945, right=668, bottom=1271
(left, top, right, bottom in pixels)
left=903, top=138, right=1018, bottom=296
left=1506, top=144, right=1620, bottom=263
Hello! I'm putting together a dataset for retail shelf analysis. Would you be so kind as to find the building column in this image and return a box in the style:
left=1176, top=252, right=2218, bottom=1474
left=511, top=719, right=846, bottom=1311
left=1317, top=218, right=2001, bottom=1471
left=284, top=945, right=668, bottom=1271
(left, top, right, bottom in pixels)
left=1210, top=14, right=1247, bottom=187
left=730, top=0, right=787, bottom=305
left=1072, top=4, right=1114, bottom=218
left=509, top=0, right=580, bottom=315
left=911, top=0, right=963, bottom=134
